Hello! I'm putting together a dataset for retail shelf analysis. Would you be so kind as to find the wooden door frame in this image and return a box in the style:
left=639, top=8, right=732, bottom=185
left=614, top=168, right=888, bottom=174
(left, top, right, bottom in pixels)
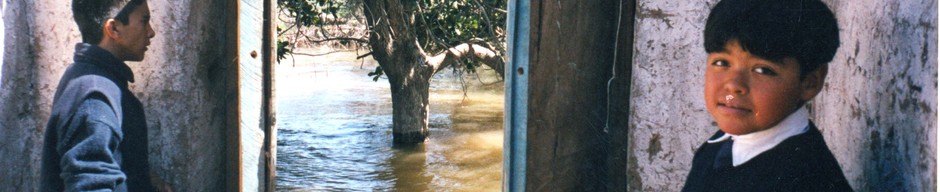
left=261, top=0, right=278, bottom=190
left=224, top=0, right=241, bottom=190
left=503, top=0, right=635, bottom=191
left=225, top=0, right=277, bottom=191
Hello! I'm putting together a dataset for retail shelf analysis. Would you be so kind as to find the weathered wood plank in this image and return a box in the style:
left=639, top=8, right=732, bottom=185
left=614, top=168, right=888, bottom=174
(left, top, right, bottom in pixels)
left=239, top=0, right=266, bottom=191
left=525, top=0, right=621, bottom=191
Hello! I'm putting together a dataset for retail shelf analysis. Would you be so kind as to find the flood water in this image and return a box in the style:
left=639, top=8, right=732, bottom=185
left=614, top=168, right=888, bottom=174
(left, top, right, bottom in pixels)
left=275, top=49, right=504, bottom=192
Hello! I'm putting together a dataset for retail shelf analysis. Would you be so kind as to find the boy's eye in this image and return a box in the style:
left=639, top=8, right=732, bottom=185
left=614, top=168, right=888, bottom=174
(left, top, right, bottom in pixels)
left=753, top=67, right=777, bottom=75
left=712, top=60, right=729, bottom=67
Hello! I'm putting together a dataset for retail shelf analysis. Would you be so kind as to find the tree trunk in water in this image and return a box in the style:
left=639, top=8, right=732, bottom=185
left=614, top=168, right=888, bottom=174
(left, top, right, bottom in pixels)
left=363, top=1, right=505, bottom=144
left=364, top=1, right=432, bottom=144
left=387, top=56, right=433, bottom=143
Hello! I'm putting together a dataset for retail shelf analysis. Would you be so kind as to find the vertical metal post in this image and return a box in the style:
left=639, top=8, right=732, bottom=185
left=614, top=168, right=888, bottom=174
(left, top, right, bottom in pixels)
left=504, top=0, right=530, bottom=191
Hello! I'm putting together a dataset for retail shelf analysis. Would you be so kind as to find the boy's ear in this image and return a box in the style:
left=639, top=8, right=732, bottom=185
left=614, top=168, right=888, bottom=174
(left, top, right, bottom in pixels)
left=103, top=19, right=120, bottom=40
left=800, top=65, right=828, bottom=101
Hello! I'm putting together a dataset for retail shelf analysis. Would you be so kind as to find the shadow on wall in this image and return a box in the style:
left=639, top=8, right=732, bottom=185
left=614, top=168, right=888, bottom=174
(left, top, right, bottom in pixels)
left=0, top=0, right=4, bottom=85
left=816, top=0, right=938, bottom=191
left=0, top=0, right=52, bottom=190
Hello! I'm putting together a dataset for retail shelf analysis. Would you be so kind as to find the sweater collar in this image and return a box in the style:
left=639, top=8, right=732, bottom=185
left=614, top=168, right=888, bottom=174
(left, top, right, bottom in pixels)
left=707, top=106, right=810, bottom=167
left=74, top=43, right=135, bottom=83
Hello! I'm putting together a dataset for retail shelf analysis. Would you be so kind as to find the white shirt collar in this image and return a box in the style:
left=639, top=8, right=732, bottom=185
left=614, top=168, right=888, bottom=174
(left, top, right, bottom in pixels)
left=707, top=106, right=810, bottom=166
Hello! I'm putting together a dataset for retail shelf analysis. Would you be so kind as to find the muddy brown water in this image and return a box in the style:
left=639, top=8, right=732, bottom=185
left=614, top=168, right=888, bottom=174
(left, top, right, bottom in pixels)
left=275, top=49, right=504, bottom=191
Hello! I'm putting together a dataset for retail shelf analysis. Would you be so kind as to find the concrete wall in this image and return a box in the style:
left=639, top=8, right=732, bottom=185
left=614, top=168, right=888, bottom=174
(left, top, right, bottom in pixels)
left=628, top=0, right=937, bottom=191
left=0, top=0, right=232, bottom=190
left=627, top=1, right=717, bottom=190
left=816, top=0, right=937, bottom=190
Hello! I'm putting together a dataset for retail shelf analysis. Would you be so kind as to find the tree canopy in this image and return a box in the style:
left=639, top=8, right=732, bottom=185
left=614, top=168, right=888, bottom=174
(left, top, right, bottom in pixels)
left=277, top=0, right=508, bottom=144
left=277, top=0, right=507, bottom=79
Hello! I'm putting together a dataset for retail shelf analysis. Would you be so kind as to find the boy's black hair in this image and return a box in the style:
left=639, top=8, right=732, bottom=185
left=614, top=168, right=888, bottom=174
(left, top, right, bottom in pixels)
left=73, top=0, right=146, bottom=44
left=704, top=0, right=840, bottom=78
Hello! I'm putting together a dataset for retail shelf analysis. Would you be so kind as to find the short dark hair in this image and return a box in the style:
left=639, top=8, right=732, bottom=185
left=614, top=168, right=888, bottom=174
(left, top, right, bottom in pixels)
left=72, top=0, right=146, bottom=44
left=704, top=0, right=840, bottom=78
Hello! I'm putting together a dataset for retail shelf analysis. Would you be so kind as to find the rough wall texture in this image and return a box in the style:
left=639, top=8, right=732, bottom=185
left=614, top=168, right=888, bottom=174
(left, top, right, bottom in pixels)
left=0, top=0, right=231, bottom=190
left=627, top=1, right=715, bottom=191
left=628, top=0, right=937, bottom=191
left=0, top=0, right=72, bottom=189
left=815, top=0, right=937, bottom=191
left=137, top=0, right=231, bottom=190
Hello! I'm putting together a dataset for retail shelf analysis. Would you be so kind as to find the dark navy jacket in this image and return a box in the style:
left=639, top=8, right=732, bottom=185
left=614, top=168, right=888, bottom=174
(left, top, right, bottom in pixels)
left=40, top=43, right=153, bottom=191
left=682, top=122, right=852, bottom=192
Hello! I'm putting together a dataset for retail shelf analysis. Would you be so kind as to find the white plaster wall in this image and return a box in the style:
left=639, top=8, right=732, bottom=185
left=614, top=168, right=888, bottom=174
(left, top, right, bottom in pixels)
left=628, top=0, right=937, bottom=191
left=0, top=1, right=81, bottom=190
left=627, top=1, right=716, bottom=191
left=816, top=0, right=937, bottom=190
left=137, top=0, right=231, bottom=190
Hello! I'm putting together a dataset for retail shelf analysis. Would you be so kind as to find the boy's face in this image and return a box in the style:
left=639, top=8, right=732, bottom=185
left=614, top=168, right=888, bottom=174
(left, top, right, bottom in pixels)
left=704, top=40, right=825, bottom=135
left=113, top=3, right=154, bottom=61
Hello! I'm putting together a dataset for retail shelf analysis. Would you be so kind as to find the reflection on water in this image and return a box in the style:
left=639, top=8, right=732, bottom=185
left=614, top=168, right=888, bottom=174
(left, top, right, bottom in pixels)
left=276, top=49, right=503, bottom=191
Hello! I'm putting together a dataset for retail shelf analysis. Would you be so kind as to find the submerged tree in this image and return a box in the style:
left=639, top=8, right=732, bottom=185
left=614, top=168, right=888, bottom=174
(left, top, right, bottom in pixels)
left=278, top=0, right=507, bottom=144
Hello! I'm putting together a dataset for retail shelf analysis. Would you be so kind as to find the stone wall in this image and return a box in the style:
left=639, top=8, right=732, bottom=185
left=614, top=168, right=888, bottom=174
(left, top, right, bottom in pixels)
left=628, top=0, right=936, bottom=191
left=816, top=0, right=937, bottom=190
left=0, top=0, right=232, bottom=190
left=627, top=1, right=715, bottom=190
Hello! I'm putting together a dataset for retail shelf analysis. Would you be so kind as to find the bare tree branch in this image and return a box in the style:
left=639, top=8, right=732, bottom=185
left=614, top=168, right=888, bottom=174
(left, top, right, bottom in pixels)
left=291, top=50, right=357, bottom=57
left=425, top=43, right=505, bottom=77
left=303, top=37, right=370, bottom=44
left=356, top=52, right=373, bottom=59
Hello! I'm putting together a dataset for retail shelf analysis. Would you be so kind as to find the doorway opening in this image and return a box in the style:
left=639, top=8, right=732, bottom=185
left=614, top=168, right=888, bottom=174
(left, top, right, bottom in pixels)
left=274, top=46, right=505, bottom=191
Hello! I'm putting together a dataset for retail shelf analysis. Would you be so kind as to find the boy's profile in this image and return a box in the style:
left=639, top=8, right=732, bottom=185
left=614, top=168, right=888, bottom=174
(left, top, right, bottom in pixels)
left=682, top=0, right=852, bottom=191
left=39, top=0, right=167, bottom=191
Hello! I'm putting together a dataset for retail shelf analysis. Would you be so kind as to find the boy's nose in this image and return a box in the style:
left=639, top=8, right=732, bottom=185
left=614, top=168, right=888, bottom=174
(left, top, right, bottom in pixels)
left=723, top=73, right=747, bottom=95
left=147, top=24, right=155, bottom=38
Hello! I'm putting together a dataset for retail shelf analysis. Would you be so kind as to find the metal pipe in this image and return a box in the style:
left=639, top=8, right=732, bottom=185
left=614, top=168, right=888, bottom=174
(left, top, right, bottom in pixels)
left=503, top=0, right=530, bottom=191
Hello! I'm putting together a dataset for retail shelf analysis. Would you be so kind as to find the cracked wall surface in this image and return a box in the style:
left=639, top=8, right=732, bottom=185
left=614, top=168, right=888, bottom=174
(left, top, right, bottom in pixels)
left=0, top=0, right=231, bottom=190
left=628, top=0, right=936, bottom=191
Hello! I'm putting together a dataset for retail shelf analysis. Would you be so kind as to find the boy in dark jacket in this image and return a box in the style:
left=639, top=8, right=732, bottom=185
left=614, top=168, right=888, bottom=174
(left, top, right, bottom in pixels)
left=40, top=0, right=167, bottom=191
left=682, top=0, right=852, bottom=191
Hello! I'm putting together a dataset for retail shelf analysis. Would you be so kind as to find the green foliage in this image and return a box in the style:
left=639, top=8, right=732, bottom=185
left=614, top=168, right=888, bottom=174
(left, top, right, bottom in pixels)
left=417, top=0, right=506, bottom=75
left=277, top=0, right=352, bottom=63
left=278, top=0, right=343, bottom=27
left=278, top=0, right=507, bottom=78
left=416, top=0, right=506, bottom=54
left=276, top=28, right=292, bottom=61
left=367, top=66, right=384, bottom=82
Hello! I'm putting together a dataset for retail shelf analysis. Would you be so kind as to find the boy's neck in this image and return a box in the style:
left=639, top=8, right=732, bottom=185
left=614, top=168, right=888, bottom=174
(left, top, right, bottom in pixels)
left=96, top=40, right=127, bottom=62
left=710, top=106, right=811, bottom=167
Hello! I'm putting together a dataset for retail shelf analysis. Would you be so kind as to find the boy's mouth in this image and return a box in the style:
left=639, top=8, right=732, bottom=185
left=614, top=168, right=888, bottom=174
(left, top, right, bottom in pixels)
left=717, top=100, right=751, bottom=115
